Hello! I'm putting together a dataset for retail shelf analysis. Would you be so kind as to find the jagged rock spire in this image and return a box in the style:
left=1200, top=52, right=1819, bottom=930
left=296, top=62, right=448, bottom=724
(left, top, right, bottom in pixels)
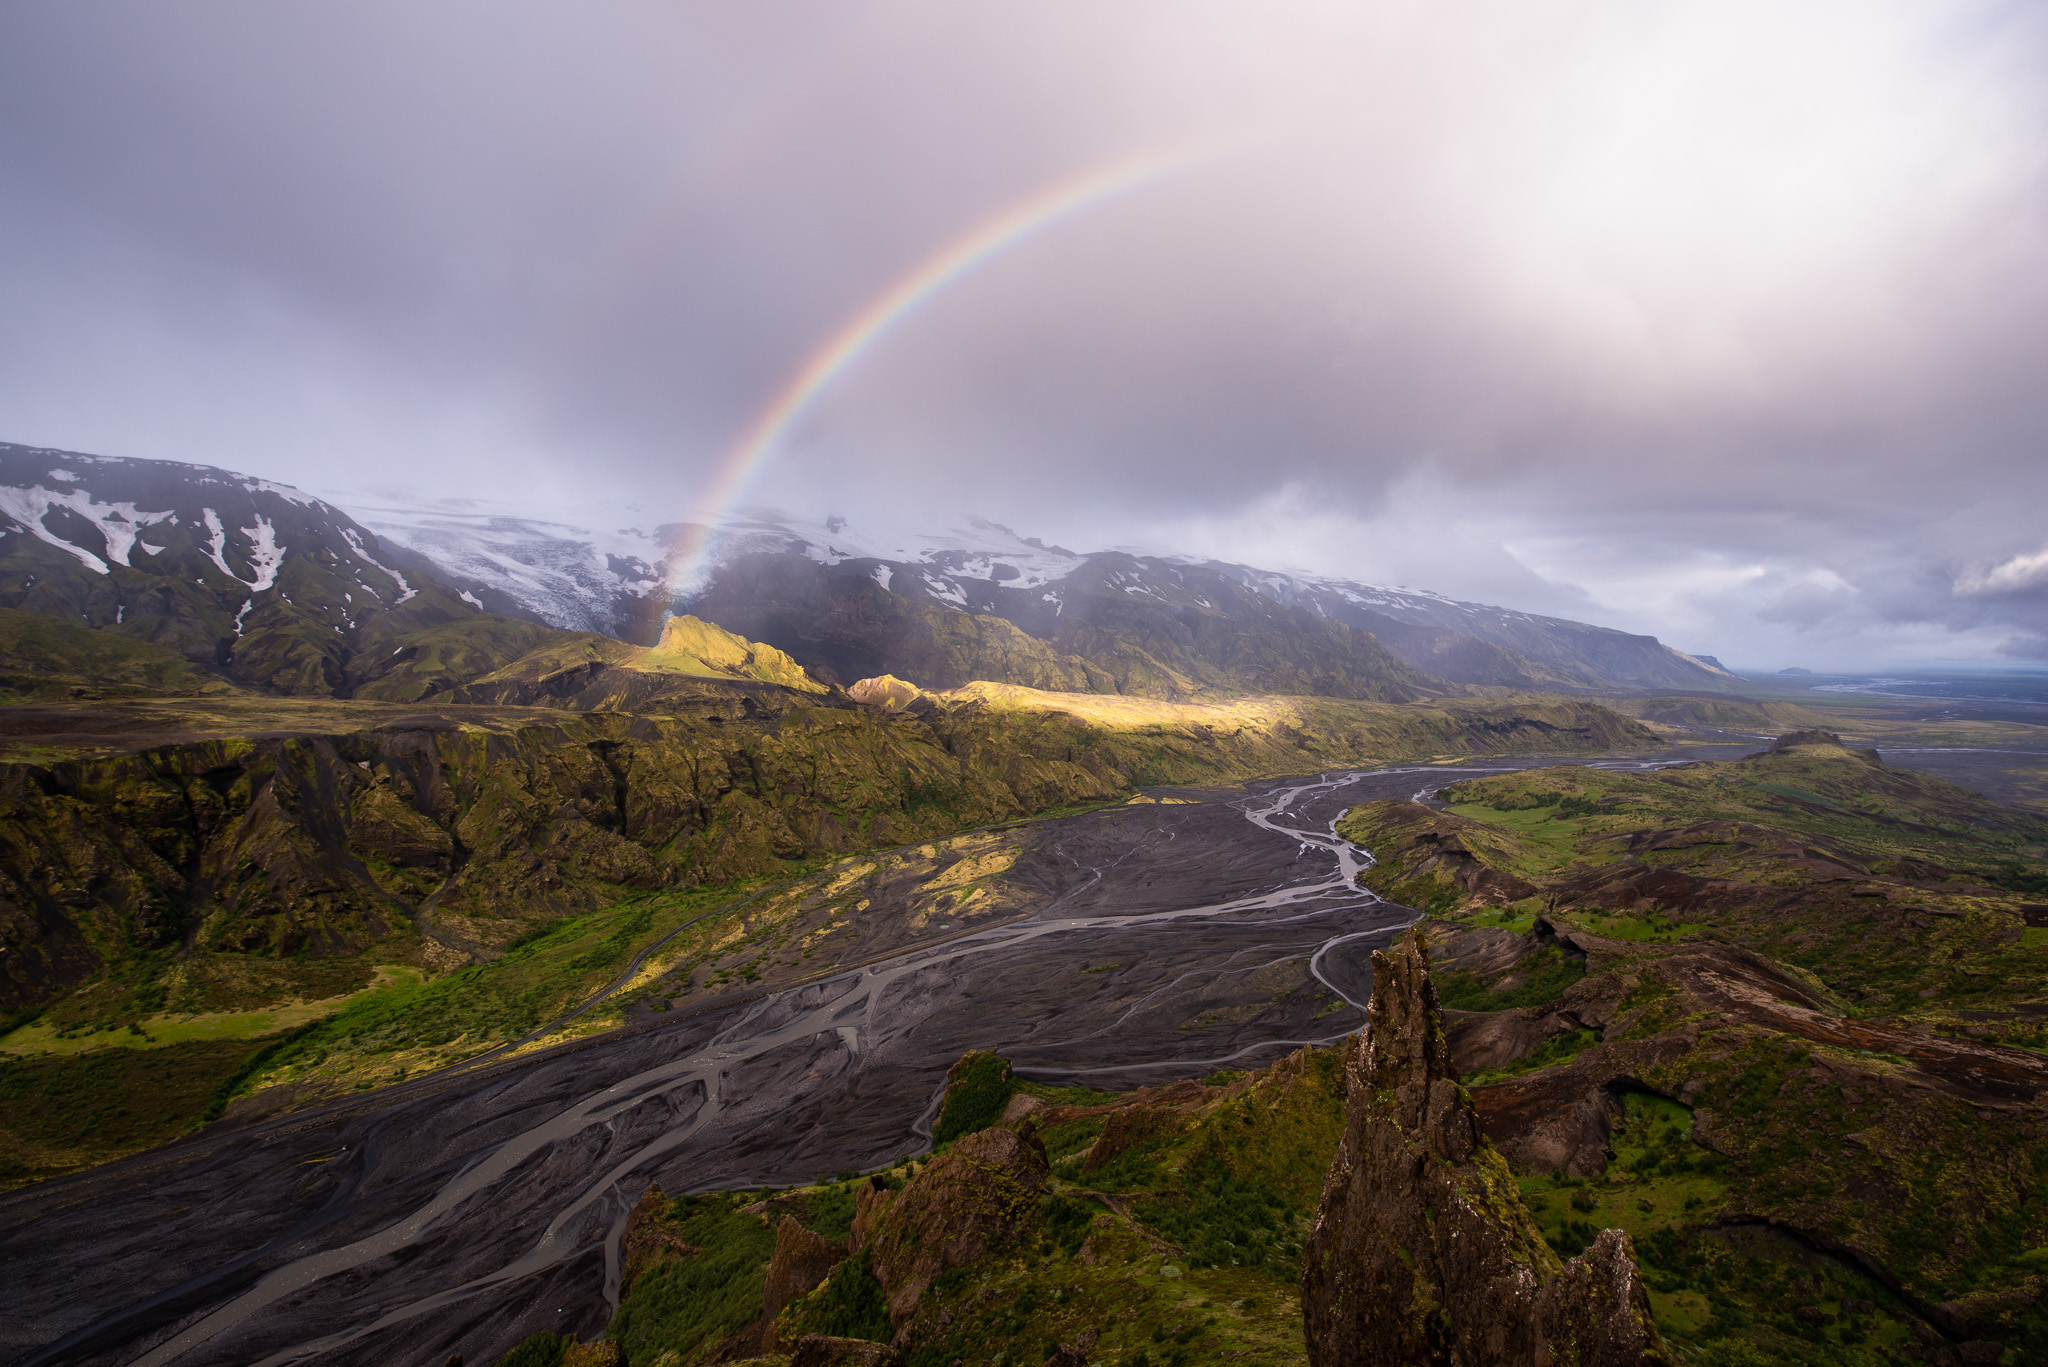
left=1301, top=933, right=1670, bottom=1367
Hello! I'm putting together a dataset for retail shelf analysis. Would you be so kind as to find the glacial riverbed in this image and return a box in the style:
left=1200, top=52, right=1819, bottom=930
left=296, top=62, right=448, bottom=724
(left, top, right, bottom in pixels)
left=1, top=747, right=1760, bottom=1367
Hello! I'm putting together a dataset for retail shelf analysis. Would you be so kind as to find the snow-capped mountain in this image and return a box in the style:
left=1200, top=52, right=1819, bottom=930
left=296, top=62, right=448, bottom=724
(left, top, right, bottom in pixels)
left=350, top=498, right=1735, bottom=695
left=0, top=442, right=491, bottom=694
left=0, top=441, right=1736, bottom=700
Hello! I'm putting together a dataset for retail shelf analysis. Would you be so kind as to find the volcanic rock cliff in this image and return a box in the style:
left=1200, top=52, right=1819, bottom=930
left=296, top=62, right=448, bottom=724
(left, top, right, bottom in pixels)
left=1301, top=934, right=1669, bottom=1366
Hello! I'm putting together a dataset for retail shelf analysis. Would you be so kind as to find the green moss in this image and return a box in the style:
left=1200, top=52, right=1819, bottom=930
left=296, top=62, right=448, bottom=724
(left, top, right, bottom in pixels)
left=1464, top=1027, right=1601, bottom=1085
left=1015, top=1079, right=1125, bottom=1107
left=608, top=1193, right=778, bottom=1365
left=1435, top=946, right=1585, bottom=1011
left=933, top=1051, right=1016, bottom=1144
left=801, top=1180, right=861, bottom=1242
left=777, top=1252, right=892, bottom=1345
left=0, top=1034, right=283, bottom=1188
left=496, top=1332, right=569, bottom=1367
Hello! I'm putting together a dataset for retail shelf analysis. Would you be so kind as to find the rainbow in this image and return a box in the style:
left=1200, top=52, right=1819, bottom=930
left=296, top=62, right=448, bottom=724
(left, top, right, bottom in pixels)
left=649, top=140, right=1219, bottom=621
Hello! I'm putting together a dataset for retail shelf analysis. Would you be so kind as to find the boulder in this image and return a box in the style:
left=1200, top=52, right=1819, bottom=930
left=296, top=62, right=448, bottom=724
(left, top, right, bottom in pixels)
left=1300, top=933, right=1670, bottom=1366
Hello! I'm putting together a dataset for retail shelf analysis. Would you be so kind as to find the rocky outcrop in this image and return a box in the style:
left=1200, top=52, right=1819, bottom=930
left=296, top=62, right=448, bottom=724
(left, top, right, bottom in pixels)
left=847, top=675, right=924, bottom=710
left=1338, top=801, right=1541, bottom=915
left=620, top=1184, right=699, bottom=1294
left=761, top=1215, right=849, bottom=1350
left=1080, top=1104, right=1185, bottom=1173
left=855, top=1124, right=1049, bottom=1326
left=1301, top=934, right=1669, bottom=1366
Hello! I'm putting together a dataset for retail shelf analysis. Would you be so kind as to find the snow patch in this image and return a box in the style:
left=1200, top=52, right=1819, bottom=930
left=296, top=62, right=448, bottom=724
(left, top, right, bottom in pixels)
left=871, top=565, right=893, bottom=591
left=239, top=478, right=322, bottom=507
left=198, top=509, right=285, bottom=590
left=0, top=485, right=177, bottom=574
left=233, top=599, right=253, bottom=636
left=459, top=590, right=483, bottom=609
left=340, top=529, right=417, bottom=604
left=240, top=514, right=285, bottom=591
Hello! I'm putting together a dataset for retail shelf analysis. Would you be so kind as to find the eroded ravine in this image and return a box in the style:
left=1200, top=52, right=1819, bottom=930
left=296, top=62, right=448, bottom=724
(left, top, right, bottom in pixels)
left=2, top=753, right=1742, bottom=1367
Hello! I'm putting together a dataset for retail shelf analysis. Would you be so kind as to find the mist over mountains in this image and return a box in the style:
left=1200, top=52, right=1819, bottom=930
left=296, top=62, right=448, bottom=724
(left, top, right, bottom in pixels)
left=0, top=442, right=1735, bottom=700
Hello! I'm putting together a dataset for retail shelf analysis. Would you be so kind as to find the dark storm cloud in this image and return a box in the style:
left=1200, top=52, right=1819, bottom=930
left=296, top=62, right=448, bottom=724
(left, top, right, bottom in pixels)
left=3, top=1, right=2048, bottom=667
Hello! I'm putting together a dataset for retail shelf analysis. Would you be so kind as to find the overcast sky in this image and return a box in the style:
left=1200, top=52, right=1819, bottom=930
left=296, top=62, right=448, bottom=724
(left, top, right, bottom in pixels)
left=4, top=2, right=2048, bottom=670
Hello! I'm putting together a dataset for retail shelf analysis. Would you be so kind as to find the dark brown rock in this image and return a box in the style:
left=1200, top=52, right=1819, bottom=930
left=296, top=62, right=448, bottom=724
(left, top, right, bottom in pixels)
left=1079, top=1105, right=1184, bottom=1173
left=1300, top=933, right=1671, bottom=1366
left=761, top=1214, right=849, bottom=1349
left=862, top=1125, right=1048, bottom=1325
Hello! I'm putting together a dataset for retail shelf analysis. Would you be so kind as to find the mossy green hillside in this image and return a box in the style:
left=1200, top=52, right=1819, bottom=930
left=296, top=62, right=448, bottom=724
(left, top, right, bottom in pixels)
left=0, top=1033, right=282, bottom=1189
left=1434, top=732, right=2045, bottom=884
left=1348, top=733, right=2048, bottom=1361
left=0, top=605, right=230, bottom=699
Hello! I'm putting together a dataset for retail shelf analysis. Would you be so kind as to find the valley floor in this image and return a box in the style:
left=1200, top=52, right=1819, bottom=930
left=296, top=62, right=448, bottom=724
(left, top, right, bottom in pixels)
left=1, top=749, right=1683, bottom=1367
left=3, top=733, right=2044, bottom=1367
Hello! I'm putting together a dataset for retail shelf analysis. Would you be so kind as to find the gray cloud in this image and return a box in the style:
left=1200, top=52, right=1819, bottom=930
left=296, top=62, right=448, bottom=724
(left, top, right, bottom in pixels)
left=3, top=1, right=2048, bottom=668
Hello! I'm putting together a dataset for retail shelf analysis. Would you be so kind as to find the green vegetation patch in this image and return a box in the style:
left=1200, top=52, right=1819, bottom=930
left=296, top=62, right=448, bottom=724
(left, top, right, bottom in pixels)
left=932, top=1050, right=1016, bottom=1143
left=0, top=603, right=224, bottom=697
left=1015, top=1078, right=1126, bottom=1107
left=246, top=888, right=741, bottom=1094
left=0, top=1034, right=283, bottom=1189
left=2, top=967, right=423, bottom=1057
left=777, top=1252, right=892, bottom=1345
left=608, top=1192, right=779, bottom=1366
left=1517, top=1091, right=1932, bottom=1364
left=1465, top=1027, right=1602, bottom=1086
left=1555, top=909, right=1707, bottom=943
left=1440, top=741, right=2048, bottom=885
left=1435, top=945, right=1585, bottom=1012
left=1131, top=1049, right=1347, bottom=1281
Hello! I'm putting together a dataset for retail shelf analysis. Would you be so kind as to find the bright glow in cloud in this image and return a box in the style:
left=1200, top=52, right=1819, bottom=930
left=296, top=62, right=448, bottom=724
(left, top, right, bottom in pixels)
left=1959, top=547, right=2048, bottom=596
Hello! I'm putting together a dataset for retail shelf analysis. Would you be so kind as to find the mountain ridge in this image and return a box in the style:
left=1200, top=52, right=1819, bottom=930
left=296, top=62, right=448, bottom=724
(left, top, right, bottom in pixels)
left=348, top=499, right=1737, bottom=696
left=0, top=442, right=1737, bottom=704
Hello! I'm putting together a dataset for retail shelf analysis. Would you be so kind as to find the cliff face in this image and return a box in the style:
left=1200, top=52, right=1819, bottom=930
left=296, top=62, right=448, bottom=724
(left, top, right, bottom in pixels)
left=0, top=701, right=1132, bottom=1013
left=1301, top=935, right=1668, bottom=1366
left=854, top=1123, right=1050, bottom=1327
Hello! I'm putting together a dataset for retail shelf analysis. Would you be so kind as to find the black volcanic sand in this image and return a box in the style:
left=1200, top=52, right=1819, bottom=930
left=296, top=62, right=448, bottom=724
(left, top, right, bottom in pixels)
left=0, top=744, right=1863, bottom=1367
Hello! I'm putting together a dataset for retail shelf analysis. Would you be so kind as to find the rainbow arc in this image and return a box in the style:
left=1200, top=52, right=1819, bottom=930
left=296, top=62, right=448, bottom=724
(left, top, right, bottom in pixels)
left=643, top=140, right=1220, bottom=629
